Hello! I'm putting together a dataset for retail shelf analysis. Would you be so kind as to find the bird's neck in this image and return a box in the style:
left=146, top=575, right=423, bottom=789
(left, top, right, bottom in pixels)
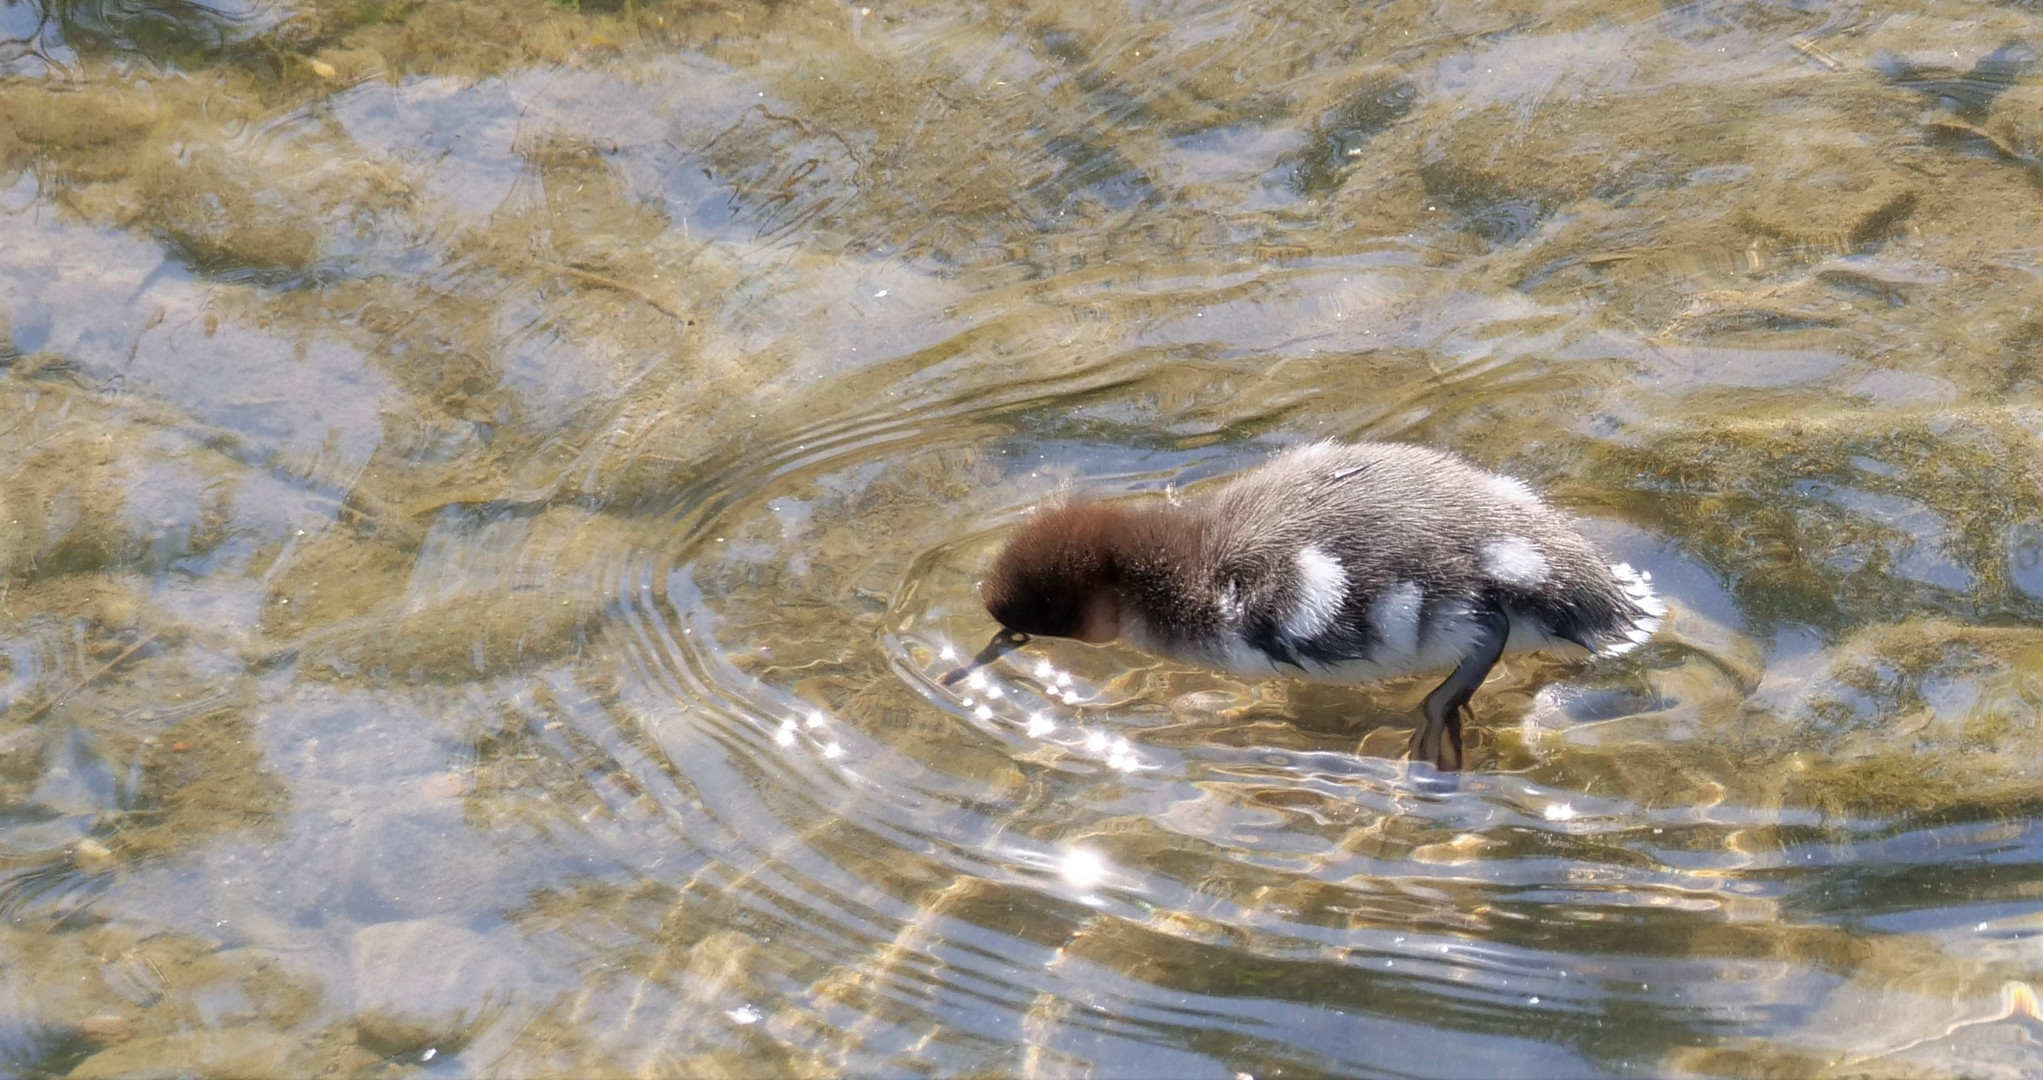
left=1094, top=503, right=1218, bottom=636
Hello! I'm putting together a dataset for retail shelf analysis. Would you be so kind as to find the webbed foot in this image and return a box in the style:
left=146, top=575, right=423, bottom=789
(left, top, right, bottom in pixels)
left=1407, top=702, right=1467, bottom=772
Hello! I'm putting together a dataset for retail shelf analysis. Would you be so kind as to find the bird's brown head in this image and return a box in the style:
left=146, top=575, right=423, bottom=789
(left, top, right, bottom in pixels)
left=980, top=502, right=1126, bottom=644
left=938, top=502, right=1130, bottom=688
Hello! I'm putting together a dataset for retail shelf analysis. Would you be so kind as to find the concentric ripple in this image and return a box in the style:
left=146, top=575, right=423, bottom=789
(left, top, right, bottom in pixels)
left=12, top=2, right=2043, bottom=1074
left=474, top=349, right=2043, bottom=1076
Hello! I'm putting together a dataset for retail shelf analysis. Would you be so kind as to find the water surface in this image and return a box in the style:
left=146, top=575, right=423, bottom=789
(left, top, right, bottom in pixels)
left=4, top=0, right=2043, bottom=1076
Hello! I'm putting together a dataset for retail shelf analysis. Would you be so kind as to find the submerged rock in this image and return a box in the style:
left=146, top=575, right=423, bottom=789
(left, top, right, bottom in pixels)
left=1778, top=619, right=2043, bottom=814
left=70, top=1030, right=332, bottom=1080
left=351, top=919, right=539, bottom=1056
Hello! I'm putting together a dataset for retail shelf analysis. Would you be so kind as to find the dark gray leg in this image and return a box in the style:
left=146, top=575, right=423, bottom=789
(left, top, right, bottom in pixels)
left=1408, top=606, right=1510, bottom=772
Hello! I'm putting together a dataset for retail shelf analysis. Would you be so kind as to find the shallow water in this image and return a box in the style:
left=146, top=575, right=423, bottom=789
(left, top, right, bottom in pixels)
left=5, top=0, right=2043, bottom=1076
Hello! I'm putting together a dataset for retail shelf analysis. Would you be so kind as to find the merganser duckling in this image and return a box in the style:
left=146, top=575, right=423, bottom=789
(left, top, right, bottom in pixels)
left=941, top=441, right=1664, bottom=771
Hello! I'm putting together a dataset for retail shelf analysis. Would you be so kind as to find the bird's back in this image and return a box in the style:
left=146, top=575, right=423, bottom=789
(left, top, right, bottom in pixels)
left=1154, top=442, right=1658, bottom=678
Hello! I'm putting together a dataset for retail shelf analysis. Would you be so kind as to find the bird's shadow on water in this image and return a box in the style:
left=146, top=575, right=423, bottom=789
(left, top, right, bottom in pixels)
left=1224, top=652, right=1643, bottom=782
left=1249, top=674, right=1499, bottom=775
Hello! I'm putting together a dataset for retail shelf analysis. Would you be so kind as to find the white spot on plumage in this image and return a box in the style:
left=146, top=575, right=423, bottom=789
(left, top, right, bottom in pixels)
left=1481, top=536, right=1550, bottom=587
left=1369, top=580, right=1423, bottom=657
left=1289, top=440, right=1342, bottom=464
left=1282, top=545, right=1348, bottom=640
left=1610, top=563, right=1667, bottom=619
left=1600, top=562, right=1666, bottom=655
left=1485, top=473, right=1542, bottom=505
left=1217, top=579, right=1243, bottom=622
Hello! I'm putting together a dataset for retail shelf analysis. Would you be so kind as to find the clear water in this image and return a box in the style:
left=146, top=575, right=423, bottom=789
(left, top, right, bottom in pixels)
left=4, top=0, right=2043, bottom=1075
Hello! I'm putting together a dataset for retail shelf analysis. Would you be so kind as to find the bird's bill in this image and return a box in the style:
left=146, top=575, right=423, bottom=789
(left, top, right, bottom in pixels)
left=938, top=628, right=1030, bottom=686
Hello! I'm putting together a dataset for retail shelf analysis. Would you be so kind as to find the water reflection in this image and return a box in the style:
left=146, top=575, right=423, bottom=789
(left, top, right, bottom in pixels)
left=7, top=0, right=2043, bottom=1075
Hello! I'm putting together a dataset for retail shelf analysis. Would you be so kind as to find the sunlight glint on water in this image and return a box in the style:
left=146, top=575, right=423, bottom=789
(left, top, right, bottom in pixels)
left=3, top=0, right=2043, bottom=1076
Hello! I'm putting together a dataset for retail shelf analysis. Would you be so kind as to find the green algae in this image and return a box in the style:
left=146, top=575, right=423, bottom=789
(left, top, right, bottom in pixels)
left=6, top=0, right=2043, bottom=1076
left=1589, top=408, right=2043, bottom=631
